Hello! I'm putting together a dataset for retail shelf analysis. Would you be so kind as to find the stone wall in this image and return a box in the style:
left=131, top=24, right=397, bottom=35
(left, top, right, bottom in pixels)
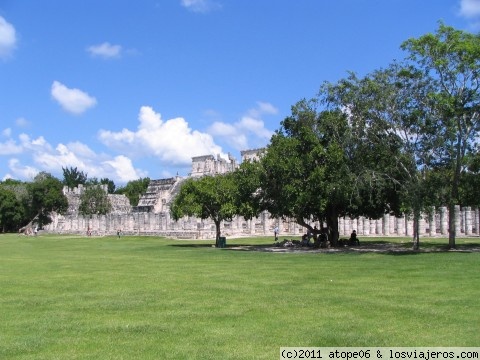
left=45, top=206, right=479, bottom=239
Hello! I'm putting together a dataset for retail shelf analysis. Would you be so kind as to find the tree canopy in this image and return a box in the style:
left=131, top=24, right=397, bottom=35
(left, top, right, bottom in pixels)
left=62, top=166, right=87, bottom=189
left=400, top=22, right=480, bottom=248
left=26, top=172, right=68, bottom=228
left=170, top=174, right=237, bottom=247
left=0, top=187, right=24, bottom=232
left=79, top=186, right=112, bottom=216
left=259, top=99, right=404, bottom=244
left=115, top=177, right=150, bottom=206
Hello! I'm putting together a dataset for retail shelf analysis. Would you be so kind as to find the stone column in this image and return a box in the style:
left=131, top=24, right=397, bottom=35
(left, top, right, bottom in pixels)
left=165, top=212, right=171, bottom=231
left=475, top=208, right=480, bottom=235
left=439, top=207, right=448, bottom=235
left=375, top=219, right=382, bottom=235
left=428, top=207, right=435, bottom=236
left=383, top=214, right=390, bottom=235
left=363, top=218, right=370, bottom=235
left=357, top=217, right=364, bottom=235
left=263, top=211, right=269, bottom=235
left=455, top=205, right=461, bottom=237
left=369, top=219, right=376, bottom=235
left=465, top=207, right=472, bottom=235
left=389, top=215, right=396, bottom=235
left=419, top=215, right=426, bottom=236
left=405, top=216, right=414, bottom=237
left=397, top=215, right=405, bottom=236
left=344, top=218, right=351, bottom=237
left=339, top=218, right=345, bottom=236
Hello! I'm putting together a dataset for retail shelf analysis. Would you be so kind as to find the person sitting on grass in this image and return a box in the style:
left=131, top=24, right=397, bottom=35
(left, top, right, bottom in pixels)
left=349, top=230, right=359, bottom=245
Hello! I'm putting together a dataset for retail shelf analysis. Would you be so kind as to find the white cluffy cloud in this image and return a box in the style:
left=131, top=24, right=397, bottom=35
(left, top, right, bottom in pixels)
left=180, top=0, right=221, bottom=13
left=459, top=0, right=480, bottom=18
left=1, top=132, right=145, bottom=183
left=87, top=42, right=122, bottom=59
left=208, top=102, right=277, bottom=150
left=51, top=81, right=97, bottom=115
left=0, top=16, right=17, bottom=59
left=99, top=106, right=225, bottom=166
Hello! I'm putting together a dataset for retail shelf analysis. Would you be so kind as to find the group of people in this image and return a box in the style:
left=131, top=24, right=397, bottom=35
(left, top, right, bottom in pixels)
left=274, top=224, right=359, bottom=247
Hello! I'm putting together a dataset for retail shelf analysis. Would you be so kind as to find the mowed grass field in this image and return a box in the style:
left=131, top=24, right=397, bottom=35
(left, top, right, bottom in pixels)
left=0, top=234, right=479, bottom=359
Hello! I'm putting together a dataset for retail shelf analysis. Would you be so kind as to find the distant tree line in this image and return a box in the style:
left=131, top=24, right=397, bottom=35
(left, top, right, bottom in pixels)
left=0, top=167, right=150, bottom=233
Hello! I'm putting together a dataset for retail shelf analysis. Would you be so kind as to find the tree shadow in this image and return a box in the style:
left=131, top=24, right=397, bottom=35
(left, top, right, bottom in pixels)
left=169, top=243, right=215, bottom=248
left=168, top=238, right=480, bottom=255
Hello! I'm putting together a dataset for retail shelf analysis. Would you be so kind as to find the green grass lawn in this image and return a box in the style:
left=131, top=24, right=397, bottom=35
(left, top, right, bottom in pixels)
left=0, top=234, right=478, bottom=359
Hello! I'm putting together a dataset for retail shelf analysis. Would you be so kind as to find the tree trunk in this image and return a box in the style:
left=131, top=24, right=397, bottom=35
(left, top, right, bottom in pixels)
left=326, top=208, right=339, bottom=246
left=448, top=128, right=463, bottom=249
left=214, top=219, right=221, bottom=247
left=448, top=203, right=456, bottom=249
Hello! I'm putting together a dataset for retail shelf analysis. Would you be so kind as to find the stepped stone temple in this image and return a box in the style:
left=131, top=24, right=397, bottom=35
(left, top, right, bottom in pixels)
left=46, top=149, right=480, bottom=239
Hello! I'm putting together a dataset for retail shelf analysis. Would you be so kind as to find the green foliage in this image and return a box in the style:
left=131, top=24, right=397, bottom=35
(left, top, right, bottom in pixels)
left=171, top=174, right=237, bottom=245
left=231, top=160, right=264, bottom=220
left=26, top=172, right=68, bottom=227
left=115, top=177, right=150, bottom=206
left=259, top=99, right=403, bottom=243
left=0, top=187, right=24, bottom=232
left=400, top=22, right=480, bottom=248
left=86, top=177, right=116, bottom=194
left=62, top=166, right=87, bottom=189
left=101, top=178, right=116, bottom=194
left=79, top=186, right=113, bottom=216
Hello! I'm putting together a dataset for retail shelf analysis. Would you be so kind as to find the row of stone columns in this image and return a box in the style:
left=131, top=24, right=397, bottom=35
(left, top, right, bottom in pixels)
left=264, top=206, right=480, bottom=237
left=48, top=206, right=479, bottom=237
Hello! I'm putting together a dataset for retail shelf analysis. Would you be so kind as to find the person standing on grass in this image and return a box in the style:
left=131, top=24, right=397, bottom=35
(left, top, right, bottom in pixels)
left=274, top=225, right=279, bottom=242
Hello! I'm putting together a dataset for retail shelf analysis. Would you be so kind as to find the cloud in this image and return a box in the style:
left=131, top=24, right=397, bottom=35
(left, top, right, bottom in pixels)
left=98, top=106, right=225, bottom=166
left=2, top=128, right=12, bottom=137
left=0, top=16, right=16, bottom=59
left=0, top=138, right=23, bottom=155
left=2, top=132, right=145, bottom=184
left=102, top=155, right=143, bottom=183
left=51, top=81, right=97, bottom=115
left=208, top=101, right=277, bottom=151
left=180, top=0, right=221, bottom=13
left=459, top=0, right=480, bottom=18
left=87, top=42, right=122, bottom=59
left=8, top=159, right=39, bottom=181
left=15, top=117, right=31, bottom=128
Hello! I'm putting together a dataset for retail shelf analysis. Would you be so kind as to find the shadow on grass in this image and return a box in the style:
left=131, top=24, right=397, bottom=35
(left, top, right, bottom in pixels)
left=167, top=237, right=480, bottom=255
left=169, top=243, right=215, bottom=248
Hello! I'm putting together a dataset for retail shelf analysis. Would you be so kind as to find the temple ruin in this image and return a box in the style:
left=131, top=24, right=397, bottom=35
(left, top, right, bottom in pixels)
left=45, top=149, right=480, bottom=239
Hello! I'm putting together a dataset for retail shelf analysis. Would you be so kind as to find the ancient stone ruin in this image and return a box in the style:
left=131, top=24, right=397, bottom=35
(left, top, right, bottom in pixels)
left=45, top=149, right=480, bottom=239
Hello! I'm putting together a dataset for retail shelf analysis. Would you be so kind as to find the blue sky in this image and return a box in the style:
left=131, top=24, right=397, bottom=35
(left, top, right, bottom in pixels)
left=1, top=0, right=480, bottom=185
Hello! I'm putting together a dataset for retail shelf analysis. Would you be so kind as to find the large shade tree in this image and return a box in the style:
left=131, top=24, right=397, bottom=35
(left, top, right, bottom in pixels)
left=259, top=99, right=403, bottom=245
left=170, top=174, right=237, bottom=247
left=323, top=64, right=436, bottom=249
